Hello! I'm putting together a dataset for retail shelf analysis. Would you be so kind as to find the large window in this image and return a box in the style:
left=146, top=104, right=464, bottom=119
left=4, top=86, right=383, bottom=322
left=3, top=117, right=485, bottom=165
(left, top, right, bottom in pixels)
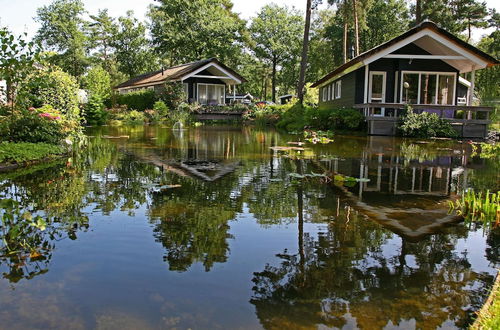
left=197, top=84, right=225, bottom=105
left=401, top=72, right=456, bottom=105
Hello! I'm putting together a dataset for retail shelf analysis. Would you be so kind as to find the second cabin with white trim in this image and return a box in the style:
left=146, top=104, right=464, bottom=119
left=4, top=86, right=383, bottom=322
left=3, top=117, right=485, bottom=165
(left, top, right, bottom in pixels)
left=114, top=58, right=246, bottom=106
left=311, top=21, right=498, bottom=137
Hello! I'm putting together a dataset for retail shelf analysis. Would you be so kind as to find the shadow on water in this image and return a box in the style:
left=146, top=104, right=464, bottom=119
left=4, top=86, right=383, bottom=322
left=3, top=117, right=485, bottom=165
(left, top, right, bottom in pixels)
left=0, top=124, right=498, bottom=329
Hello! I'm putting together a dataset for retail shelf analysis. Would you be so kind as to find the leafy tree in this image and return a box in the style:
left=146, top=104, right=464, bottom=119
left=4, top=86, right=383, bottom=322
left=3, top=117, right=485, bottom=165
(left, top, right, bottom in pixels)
left=112, top=11, right=158, bottom=78
left=34, top=0, right=89, bottom=78
left=88, top=9, right=117, bottom=71
left=455, top=0, right=488, bottom=41
left=475, top=9, right=500, bottom=101
left=0, top=28, right=39, bottom=109
left=148, top=0, right=247, bottom=67
left=83, top=66, right=111, bottom=100
left=250, top=4, right=303, bottom=102
left=360, top=0, right=410, bottom=51
left=308, top=9, right=338, bottom=81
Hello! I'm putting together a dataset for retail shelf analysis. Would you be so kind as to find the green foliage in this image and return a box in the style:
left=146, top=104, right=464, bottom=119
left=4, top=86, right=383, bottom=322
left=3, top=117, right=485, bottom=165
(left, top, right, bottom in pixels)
left=0, top=142, right=64, bottom=164
left=306, top=107, right=364, bottom=131
left=120, top=110, right=145, bottom=125
left=276, top=102, right=309, bottom=131
left=398, top=108, right=458, bottom=138
left=250, top=4, right=304, bottom=101
left=4, top=105, right=81, bottom=144
left=0, top=198, right=49, bottom=254
left=116, top=89, right=157, bottom=111
left=148, top=0, right=247, bottom=66
left=153, top=100, right=169, bottom=117
left=161, top=82, right=186, bottom=109
left=17, top=68, right=80, bottom=119
left=0, top=28, right=39, bottom=108
left=84, top=94, right=108, bottom=125
left=112, top=11, right=159, bottom=78
left=448, top=190, right=500, bottom=229
left=83, top=66, right=111, bottom=100
left=34, top=0, right=89, bottom=78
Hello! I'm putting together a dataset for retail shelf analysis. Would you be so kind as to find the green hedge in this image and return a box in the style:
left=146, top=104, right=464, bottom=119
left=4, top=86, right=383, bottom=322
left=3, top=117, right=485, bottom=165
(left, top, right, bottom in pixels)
left=115, top=89, right=157, bottom=111
left=0, top=142, right=64, bottom=164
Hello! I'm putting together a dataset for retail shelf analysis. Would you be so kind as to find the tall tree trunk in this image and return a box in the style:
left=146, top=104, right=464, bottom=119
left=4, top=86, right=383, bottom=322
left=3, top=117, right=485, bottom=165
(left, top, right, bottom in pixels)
left=272, top=58, right=277, bottom=103
left=416, top=0, right=422, bottom=24
left=297, top=0, right=313, bottom=104
left=352, top=0, right=360, bottom=56
left=343, top=22, right=348, bottom=63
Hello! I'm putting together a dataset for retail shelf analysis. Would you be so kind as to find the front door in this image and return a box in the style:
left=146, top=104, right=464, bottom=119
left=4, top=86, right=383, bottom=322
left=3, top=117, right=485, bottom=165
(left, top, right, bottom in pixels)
left=369, top=72, right=386, bottom=116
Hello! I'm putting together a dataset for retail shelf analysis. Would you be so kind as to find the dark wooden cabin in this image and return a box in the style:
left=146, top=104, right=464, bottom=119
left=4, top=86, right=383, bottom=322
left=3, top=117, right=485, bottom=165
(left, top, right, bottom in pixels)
left=114, top=58, right=246, bottom=106
left=311, top=21, right=499, bottom=138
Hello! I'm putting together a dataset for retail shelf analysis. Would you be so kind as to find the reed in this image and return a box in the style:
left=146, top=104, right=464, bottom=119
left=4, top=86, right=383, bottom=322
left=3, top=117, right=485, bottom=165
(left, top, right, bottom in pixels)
left=449, top=190, right=500, bottom=228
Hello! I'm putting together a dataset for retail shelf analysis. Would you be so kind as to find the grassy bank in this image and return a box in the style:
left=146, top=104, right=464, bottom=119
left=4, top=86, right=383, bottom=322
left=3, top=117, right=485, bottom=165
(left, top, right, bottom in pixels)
left=471, top=272, right=500, bottom=329
left=0, top=142, right=65, bottom=165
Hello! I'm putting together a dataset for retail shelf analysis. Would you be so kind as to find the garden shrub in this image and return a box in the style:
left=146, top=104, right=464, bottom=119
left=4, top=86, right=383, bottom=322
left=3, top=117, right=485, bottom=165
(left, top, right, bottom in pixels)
left=84, top=95, right=108, bottom=126
left=17, top=68, right=80, bottom=119
left=276, top=102, right=309, bottom=131
left=144, top=109, right=162, bottom=123
left=153, top=101, right=169, bottom=118
left=161, top=82, right=186, bottom=109
left=122, top=110, right=145, bottom=125
left=6, top=105, right=81, bottom=144
left=116, top=89, right=157, bottom=111
left=0, top=142, right=64, bottom=163
left=305, top=108, right=364, bottom=131
left=399, top=108, right=458, bottom=138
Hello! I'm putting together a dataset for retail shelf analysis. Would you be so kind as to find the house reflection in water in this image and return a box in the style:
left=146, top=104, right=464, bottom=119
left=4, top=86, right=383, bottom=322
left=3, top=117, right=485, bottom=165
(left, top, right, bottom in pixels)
left=319, top=136, right=482, bottom=241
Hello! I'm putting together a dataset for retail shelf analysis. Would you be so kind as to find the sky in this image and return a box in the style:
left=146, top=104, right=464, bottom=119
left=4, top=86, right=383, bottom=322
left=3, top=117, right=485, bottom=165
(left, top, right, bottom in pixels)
left=0, top=0, right=498, bottom=41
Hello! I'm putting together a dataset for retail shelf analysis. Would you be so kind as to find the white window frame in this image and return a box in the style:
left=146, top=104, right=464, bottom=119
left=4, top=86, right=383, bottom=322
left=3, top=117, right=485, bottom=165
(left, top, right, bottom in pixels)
left=400, top=71, right=457, bottom=105
left=335, top=80, right=342, bottom=99
left=322, top=87, right=327, bottom=102
left=183, top=83, right=189, bottom=102
left=197, top=83, right=226, bottom=105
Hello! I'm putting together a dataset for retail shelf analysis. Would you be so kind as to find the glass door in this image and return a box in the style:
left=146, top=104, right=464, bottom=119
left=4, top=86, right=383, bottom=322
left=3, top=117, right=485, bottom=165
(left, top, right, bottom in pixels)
left=369, top=72, right=386, bottom=116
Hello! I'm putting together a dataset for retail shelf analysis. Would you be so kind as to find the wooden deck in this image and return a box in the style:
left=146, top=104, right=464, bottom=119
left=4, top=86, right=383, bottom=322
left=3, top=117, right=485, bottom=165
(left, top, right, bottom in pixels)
left=353, top=103, right=494, bottom=138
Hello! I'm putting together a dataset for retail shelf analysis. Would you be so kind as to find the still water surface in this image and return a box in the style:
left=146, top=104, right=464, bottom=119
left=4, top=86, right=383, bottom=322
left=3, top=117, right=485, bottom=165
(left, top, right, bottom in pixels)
left=0, top=125, right=499, bottom=329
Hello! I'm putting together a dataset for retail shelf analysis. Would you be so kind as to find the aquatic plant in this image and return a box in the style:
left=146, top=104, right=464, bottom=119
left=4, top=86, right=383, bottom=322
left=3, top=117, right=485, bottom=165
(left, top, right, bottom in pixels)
left=303, top=130, right=334, bottom=144
left=448, top=190, right=500, bottom=228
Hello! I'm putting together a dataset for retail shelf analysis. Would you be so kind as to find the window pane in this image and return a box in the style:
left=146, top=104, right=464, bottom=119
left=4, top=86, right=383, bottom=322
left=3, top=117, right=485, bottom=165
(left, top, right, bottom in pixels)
left=402, top=73, right=419, bottom=104
left=438, top=75, right=454, bottom=105
left=419, top=74, right=437, bottom=104
left=371, top=74, right=383, bottom=101
left=199, top=85, right=207, bottom=104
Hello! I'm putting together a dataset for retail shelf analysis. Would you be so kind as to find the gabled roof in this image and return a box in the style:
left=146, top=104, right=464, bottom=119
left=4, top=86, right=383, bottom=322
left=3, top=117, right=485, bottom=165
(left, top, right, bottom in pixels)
left=114, top=58, right=246, bottom=89
left=311, top=21, right=499, bottom=88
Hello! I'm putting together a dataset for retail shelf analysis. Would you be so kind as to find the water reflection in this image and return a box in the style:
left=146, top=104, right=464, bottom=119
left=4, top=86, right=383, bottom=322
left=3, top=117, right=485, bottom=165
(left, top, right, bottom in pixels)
left=0, top=125, right=497, bottom=329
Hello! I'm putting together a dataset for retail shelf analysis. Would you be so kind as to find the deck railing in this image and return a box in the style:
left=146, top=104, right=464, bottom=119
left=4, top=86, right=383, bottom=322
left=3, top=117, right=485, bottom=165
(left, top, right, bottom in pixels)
left=353, top=103, right=494, bottom=122
left=353, top=103, right=494, bottom=137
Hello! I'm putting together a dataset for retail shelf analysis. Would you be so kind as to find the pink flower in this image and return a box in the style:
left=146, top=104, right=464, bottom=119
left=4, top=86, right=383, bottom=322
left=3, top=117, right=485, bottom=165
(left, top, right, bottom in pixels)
left=28, top=107, right=36, bottom=111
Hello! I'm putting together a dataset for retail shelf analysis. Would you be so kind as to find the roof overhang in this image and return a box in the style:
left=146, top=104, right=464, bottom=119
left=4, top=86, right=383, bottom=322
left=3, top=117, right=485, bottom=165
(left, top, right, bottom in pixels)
left=312, top=22, right=499, bottom=88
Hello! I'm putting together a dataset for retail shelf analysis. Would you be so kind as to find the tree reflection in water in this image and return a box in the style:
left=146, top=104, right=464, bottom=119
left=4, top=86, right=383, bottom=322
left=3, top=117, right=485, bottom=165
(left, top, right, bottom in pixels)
left=0, top=126, right=497, bottom=329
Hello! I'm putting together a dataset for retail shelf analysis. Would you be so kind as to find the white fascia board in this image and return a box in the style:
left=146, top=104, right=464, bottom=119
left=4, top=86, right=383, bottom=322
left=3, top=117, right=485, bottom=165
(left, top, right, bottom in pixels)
left=181, top=62, right=242, bottom=84
left=364, top=29, right=488, bottom=69
left=317, top=61, right=364, bottom=88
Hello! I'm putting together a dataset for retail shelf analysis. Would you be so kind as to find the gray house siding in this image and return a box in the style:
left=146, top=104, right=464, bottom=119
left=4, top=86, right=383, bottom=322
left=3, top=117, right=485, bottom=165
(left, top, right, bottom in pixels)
left=318, top=71, right=356, bottom=109
left=318, top=42, right=461, bottom=108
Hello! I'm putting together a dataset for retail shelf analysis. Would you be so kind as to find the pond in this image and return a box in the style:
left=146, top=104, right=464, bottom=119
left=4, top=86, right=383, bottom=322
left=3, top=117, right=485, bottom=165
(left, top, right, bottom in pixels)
left=0, top=125, right=498, bottom=329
